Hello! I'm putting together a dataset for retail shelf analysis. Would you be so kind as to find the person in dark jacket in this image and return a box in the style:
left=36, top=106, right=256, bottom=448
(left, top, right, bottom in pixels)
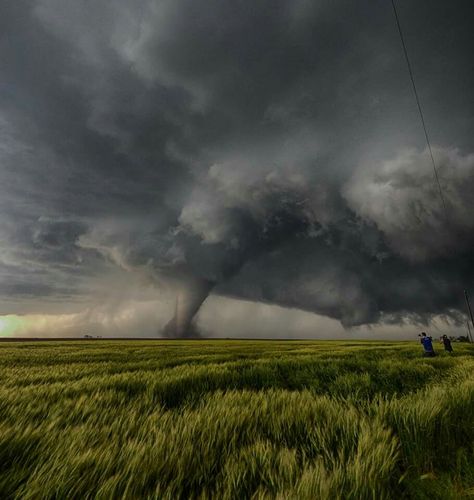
left=441, top=334, right=454, bottom=354
left=419, top=332, right=436, bottom=357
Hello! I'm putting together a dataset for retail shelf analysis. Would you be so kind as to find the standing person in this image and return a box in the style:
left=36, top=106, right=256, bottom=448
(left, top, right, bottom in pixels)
left=419, top=332, right=436, bottom=357
left=441, top=335, right=454, bottom=354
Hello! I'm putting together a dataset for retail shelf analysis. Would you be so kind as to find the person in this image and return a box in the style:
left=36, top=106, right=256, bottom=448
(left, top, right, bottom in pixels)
left=419, top=332, right=436, bottom=357
left=441, top=334, right=453, bottom=354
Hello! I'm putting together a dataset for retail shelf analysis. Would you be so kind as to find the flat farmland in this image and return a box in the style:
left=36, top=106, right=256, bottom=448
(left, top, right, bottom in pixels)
left=0, top=340, right=473, bottom=499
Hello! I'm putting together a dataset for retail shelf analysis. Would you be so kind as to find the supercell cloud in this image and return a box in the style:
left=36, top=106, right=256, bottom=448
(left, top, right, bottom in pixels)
left=0, top=0, right=473, bottom=335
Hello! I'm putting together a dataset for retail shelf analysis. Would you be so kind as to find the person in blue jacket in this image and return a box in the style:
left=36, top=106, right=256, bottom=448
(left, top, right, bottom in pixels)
left=419, top=332, right=436, bottom=357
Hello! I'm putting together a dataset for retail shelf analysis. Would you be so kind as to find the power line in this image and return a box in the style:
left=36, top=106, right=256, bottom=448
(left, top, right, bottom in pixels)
left=390, top=0, right=449, bottom=222
left=391, top=1, right=473, bottom=339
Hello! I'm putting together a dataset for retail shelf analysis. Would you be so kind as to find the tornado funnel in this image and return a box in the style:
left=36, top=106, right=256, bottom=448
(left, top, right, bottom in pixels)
left=162, top=277, right=214, bottom=337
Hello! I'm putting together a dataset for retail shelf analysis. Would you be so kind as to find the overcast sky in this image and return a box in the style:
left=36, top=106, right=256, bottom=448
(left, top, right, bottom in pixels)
left=0, top=0, right=473, bottom=338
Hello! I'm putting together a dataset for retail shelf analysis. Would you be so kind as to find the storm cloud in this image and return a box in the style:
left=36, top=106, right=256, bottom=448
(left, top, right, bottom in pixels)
left=0, top=0, right=473, bottom=335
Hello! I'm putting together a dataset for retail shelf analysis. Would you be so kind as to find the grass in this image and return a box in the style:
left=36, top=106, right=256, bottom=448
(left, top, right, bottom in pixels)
left=0, top=339, right=473, bottom=499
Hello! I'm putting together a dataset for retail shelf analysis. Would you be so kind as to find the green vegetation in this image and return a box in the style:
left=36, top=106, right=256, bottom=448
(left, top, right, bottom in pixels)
left=0, top=340, right=473, bottom=499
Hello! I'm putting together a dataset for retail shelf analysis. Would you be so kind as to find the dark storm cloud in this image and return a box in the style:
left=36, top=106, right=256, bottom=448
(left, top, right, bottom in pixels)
left=0, top=0, right=473, bottom=333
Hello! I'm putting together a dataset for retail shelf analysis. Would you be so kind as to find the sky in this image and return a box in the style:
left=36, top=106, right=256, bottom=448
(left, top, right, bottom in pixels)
left=0, top=0, right=473, bottom=338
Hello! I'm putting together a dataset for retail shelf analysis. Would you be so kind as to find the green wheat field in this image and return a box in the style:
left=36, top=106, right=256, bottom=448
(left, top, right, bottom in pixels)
left=0, top=340, right=473, bottom=499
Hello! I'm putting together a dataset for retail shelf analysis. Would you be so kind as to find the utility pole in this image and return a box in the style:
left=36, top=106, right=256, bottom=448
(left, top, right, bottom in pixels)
left=464, top=289, right=474, bottom=342
left=467, top=321, right=473, bottom=344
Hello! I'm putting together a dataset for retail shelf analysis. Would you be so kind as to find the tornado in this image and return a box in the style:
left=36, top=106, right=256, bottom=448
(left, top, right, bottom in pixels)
left=162, top=277, right=214, bottom=338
